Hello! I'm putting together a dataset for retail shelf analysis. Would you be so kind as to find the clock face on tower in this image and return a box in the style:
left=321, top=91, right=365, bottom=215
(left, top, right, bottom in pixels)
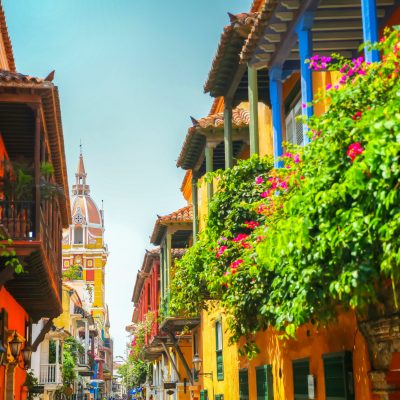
left=74, top=214, right=84, bottom=224
left=73, top=207, right=85, bottom=224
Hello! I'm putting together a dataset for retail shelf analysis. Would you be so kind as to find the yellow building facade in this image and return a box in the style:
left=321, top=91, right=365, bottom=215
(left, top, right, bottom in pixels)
left=62, top=151, right=112, bottom=392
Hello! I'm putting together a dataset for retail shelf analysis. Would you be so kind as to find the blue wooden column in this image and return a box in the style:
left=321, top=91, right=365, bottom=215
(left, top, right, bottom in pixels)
left=269, top=66, right=283, bottom=168
left=296, top=12, right=315, bottom=145
left=361, top=0, right=380, bottom=62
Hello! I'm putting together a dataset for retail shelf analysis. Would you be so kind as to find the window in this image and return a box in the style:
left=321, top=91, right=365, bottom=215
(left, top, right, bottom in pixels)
left=200, top=390, right=208, bottom=400
left=323, top=352, right=354, bottom=400
left=285, top=84, right=304, bottom=146
left=74, top=226, right=83, bottom=244
left=193, top=332, right=199, bottom=381
left=147, top=283, right=151, bottom=310
left=256, top=365, right=273, bottom=400
left=86, top=269, right=94, bottom=281
left=215, top=320, right=224, bottom=380
left=293, top=358, right=309, bottom=400
left=239, top=369, right=249, bottom=400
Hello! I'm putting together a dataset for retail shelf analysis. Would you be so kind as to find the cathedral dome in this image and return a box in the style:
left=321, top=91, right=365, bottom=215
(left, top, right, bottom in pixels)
left=71, top=195, right=102, bottom=226
left=63, top=151, right=104, bottom=245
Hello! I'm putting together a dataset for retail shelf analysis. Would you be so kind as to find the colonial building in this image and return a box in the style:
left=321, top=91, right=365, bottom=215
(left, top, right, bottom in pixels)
left=62, top=152, right=112, bottom=398
left=130, top=207, right=199, bottom=400
left=174, top=1, right=400, bottom=399
left=0, top=3, right=71, bottom=399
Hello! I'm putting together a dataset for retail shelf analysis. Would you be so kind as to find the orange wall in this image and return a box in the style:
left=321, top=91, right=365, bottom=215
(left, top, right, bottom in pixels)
left=239, top=310, right=372, bottom=400
left=0, top=288, right=28, bottom=400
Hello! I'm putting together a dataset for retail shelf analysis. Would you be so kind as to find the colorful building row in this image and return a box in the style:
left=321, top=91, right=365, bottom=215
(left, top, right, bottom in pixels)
left=0, top=2, right=71, bottom=399
left=131, top=0, right=400, bottom=400
left=0, top=5, right=113, bottom=399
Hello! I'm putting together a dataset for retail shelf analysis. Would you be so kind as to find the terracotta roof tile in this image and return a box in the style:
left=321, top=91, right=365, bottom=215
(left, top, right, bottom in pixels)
left=0, top=4, right=15, bottom=72
left=150, top=206, right=193, bottom=245
left=204, top=13, right=258, bottom=96
left=0, top=69, right=47, bottom=85
left=158, top=205, right=193, bottom=224
left=177, top=108, right=250, bottom=169
left=240, top=0, right=278, bottom=64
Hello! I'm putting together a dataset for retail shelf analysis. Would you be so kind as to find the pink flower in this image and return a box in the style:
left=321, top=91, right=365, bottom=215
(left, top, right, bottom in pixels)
left=326, top=83, right=332, bottom=90
left=245, top=221, right=259, bottom=230
left=216, top=245, right=228, bottom=258
left=347, top=142, right=364, bottom=162
left=255, top=176, right=264, bottom=185
left=280, top=181, right=288, bottom=190
left=302, top=103, right=307, bottom=109
left=260, top=191, right=270, bottom=198
left=256, top=235, right=265, bottom=243
left=230, top=259, right=244, bottom=274
left=233, top=233, right=249, bottom=242
left=294, top=154, right=301, bottom=164
left=352, top=111, right=362, bottom=121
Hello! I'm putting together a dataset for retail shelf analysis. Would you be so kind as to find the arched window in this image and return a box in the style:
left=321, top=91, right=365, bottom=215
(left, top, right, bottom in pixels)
left=74, top=227, right=83, bottom=244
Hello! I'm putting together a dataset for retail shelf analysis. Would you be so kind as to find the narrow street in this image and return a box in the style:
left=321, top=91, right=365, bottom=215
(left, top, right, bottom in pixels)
left=0, top=1, right=399, bottom=400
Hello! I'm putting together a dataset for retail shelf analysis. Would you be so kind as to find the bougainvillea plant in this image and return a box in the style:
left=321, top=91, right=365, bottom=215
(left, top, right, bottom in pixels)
left=169, top=27, right=400, bottom=356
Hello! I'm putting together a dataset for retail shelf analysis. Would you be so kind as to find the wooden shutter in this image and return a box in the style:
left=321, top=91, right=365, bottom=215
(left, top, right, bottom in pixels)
left=323, top=351, right=354, bottom=400
left=239, top=369, right=249, bottom=400
left=256, top=365, right=273, bottom=400
left=200, top=390, right=208, bottom=400
left=293, top=358, right=309, bottom=400
left=216, top=320, right=224, bottom=380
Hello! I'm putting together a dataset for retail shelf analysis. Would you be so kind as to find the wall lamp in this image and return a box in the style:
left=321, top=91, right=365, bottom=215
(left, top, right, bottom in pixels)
left=192, top=354, right=213, bottom=380
left=9, top=331, right=32, bottom=369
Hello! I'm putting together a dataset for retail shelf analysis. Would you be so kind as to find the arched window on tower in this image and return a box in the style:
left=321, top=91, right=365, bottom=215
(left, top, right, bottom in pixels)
left=74, top=226, right=83, bottom=244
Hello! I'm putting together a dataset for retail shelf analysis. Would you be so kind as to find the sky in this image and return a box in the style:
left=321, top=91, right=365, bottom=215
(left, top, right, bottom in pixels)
left=3, top=0, right=251, bottom=357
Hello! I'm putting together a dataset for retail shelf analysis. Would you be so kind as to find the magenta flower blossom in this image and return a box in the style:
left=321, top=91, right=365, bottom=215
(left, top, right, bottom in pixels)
left=255, top=176, right=264, bottom=185
left=216, top=245, right=228, bottom=258
left=245, top=221, right=260, bottom=230
left=326, top=83, right=332, bottom=90
left=352, top=111, right=362, bottom=121
left=294, top=154, right=301, bottom=164
left=233, top=233, right=249, bottom=242
left=280, top=181, right=288, bottom=190
left=347, top=142, right=364, bottom=162
left=230, top=259, right=244, bottom=274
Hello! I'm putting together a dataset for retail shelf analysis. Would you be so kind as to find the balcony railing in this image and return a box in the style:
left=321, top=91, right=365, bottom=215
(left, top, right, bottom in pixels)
left=39, top=363, right=61, bottom=384
left=78, top=353, right=87, bottom=366
left=0, top=200, right=34, bottom=240
left=0, top=197, right=63, bottom=312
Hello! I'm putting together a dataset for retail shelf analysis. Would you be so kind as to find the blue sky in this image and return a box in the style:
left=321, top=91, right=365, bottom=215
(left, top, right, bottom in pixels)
left=3, top=0, right=251, bottom=357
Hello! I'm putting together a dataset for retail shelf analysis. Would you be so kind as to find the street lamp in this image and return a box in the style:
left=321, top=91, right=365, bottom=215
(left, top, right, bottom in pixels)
left=21, top=346, right=32, bottom=369
left=192, top=354, right=213, bottom=379
left=9, top=331, right=23, bottom=359
left=9, top=331, right=32, bottom=370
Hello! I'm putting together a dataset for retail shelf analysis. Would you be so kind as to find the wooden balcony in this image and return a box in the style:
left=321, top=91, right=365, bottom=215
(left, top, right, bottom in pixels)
left=0, top=97, right=70, bottom=322
left=1, top=197, right=63, bottom=320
